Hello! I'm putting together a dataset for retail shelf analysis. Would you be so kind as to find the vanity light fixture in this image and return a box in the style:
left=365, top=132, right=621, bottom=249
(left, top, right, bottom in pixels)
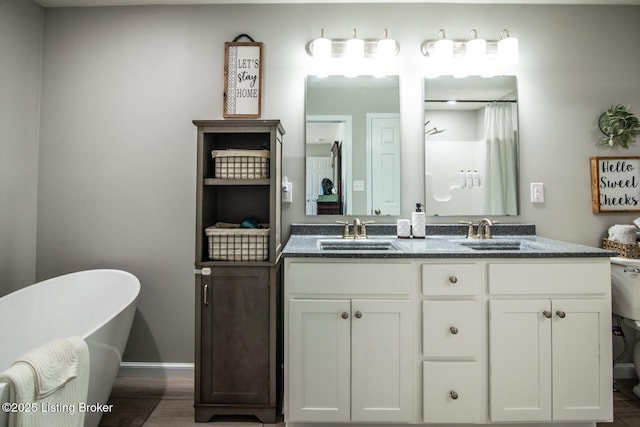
left=421, top=28, right=518, bottom=77
left=307, top=28, right=399, bottom=77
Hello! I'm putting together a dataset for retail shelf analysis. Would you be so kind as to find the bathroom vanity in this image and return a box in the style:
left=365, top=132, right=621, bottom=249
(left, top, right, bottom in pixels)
left=282, top=224, right=614, bottom=427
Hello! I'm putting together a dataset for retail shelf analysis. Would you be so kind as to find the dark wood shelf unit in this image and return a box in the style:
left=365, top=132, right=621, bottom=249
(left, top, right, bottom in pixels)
left=193, top=120, right=284, bottom=424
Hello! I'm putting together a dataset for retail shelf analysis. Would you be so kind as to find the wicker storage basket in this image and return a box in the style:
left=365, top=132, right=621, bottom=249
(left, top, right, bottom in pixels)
left=205, top=222, right=269, bottom=261
left=602, top=238, right=640, bottom=259
left=211, top=149, right=270, bottom=179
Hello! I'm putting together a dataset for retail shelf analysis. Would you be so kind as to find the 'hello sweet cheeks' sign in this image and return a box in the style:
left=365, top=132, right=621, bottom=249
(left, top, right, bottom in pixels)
left=591, top=156, right=640, bottom=213
left=224, top=41, right=262, bottom=118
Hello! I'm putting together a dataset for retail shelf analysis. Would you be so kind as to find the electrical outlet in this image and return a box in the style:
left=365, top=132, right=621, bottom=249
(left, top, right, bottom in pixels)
left=531, top=183, right=544, bottom=203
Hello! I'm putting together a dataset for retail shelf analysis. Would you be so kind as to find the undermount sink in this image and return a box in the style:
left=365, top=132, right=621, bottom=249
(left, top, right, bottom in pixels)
left=318, top=239, right=396, bottom=251
left=455, top=239, right=524, bottom=251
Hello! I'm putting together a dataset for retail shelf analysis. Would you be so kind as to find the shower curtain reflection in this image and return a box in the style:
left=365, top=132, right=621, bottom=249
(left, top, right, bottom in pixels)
left=484, top=102, right=518, bottom=215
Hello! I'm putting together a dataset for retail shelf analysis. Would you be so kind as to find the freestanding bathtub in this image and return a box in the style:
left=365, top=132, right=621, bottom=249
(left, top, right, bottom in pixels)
left=0, top=269, right=140, bottom=427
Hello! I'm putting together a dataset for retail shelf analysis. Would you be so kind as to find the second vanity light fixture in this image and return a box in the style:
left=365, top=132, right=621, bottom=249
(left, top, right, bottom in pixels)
left=421, top=29, right=519, bottom=77
left=307, top=28, right=399, bottom=77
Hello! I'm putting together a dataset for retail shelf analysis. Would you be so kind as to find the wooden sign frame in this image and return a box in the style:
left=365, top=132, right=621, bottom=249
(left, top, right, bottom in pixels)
left=223, top=41, right=263, bottom=118
left=590, top=156, right=640, bottom=213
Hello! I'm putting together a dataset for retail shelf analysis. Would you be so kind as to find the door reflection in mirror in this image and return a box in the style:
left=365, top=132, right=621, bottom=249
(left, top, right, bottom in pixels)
left=424, top=76, right=518, bottom=216
left=306, top=76, right=401, bottom=216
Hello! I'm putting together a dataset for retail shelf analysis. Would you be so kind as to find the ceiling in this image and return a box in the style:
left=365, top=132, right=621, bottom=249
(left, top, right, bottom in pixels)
left=33, top=0, right=640, bottom=7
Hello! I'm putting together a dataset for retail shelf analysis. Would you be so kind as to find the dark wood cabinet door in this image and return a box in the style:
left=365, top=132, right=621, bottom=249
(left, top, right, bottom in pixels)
left=200, top=267, right=270, bottom=404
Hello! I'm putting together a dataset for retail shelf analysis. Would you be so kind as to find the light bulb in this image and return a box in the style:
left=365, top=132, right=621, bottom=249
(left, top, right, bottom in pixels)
left=498, top=30, right=519, bottom=65
left=311, top=29, right=331, bottom=59
left=346, top=29, right=364, bottom=59
left=433, top=29, right=453, bottom=62
left=377, top=29, right=396, bottom=59
left=466, top=30, right=486, bottom=63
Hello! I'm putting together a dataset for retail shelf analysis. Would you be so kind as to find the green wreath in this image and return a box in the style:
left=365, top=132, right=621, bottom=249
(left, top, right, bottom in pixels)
left=599, top=104, right=640, bottom=148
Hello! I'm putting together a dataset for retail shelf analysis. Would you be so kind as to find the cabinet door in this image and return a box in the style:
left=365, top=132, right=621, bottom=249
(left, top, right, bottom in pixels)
left=351, top=299, right=413, bottom=422
left=552, top=299, right=613, bottom=421
left=489, top=299, right=552, bottom=422
left=288, top=299, right=351, bottom=422
left=200, top=267, right=270, bottom=404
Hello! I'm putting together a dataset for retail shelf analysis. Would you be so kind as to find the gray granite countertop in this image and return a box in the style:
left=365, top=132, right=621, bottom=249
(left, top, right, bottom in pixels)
left=282, top=224, right=616, bottom=259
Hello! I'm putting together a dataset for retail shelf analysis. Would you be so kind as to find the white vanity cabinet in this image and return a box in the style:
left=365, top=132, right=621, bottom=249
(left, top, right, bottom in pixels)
left=283, top=250, right=613, bottom=426
left=488, top=261, right=613, bottom=423
left=285, top=260, right=414, bottom=423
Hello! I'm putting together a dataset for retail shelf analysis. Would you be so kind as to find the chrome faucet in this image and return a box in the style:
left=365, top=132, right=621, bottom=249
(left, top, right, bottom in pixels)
left=337, top=218, right=374, bottom=239
left=477, top=218, right=494, bottom=239
left=459, top=218, right=497, bottom=239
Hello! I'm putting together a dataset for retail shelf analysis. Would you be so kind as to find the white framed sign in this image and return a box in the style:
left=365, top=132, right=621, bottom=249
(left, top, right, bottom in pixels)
left=590, top=156, right=640, bottom=213
left=223, top=41, right=262, bottom=118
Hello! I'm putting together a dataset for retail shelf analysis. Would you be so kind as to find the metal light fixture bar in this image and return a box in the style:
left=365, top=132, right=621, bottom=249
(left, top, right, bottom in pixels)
left=421, top=29, right=518, bottom=64
left=421, top=40, right=499, bottom=57
left=307, top=29, right=400, bottom=59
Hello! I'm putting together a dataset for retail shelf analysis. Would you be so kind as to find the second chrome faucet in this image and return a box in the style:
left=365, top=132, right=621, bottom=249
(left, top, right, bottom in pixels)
left=460, top=218, right=496, bottom=239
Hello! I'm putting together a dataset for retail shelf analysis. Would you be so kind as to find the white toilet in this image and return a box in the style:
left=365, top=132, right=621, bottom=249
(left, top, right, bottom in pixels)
left=611, top=256, right=640, bottom=396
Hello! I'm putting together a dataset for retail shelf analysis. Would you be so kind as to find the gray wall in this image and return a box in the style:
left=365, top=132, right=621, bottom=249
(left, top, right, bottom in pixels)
left=18, top=3, right=640, bottom=363
left=0, top=0, right=43, bottom=296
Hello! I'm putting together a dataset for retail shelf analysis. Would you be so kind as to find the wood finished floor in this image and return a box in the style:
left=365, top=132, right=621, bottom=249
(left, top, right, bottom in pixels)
left=99, top=376, right=283, bottom=427
left=606, top=379, right=640, bottom=427
left=100, top=376, right=640, bottom=426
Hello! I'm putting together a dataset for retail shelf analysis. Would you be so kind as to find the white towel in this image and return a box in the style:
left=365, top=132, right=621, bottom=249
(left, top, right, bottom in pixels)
left=0, top=336, right=90, bottom=427
left=608, top=224, right=637, bottom=245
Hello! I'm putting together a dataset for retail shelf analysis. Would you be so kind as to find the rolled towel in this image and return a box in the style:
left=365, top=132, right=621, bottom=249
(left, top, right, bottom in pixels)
left=608, top=224, right=637, bottom=245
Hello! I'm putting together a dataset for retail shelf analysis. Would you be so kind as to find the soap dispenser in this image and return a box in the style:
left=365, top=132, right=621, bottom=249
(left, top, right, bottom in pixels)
left=411, top=202, right=426, bottom=239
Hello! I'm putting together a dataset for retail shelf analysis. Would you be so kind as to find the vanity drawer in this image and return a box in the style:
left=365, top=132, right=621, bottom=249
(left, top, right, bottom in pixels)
left=423, top=361, right=484, bottom=423
left=488, top=262, right=610, bottom=295
left=287, top=261, right=413, bottom=295
left=422, top=263, right=482, bottom=297
left=423, top=301, right=482, bottom=358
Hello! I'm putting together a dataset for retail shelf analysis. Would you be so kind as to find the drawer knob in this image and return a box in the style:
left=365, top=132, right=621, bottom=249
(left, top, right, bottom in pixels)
left=448, top=276, right=458, bottom=284
left=355, top=310, right=363, bottom=319
left=543, top=310, right=552, bottom=318
left=556, top=310, right=566, bottom=319
left=341, top=312, right=349, bottom=319
left=449, top=326, right=459, bottom=335
left=450, top=391, right=459, bottom=400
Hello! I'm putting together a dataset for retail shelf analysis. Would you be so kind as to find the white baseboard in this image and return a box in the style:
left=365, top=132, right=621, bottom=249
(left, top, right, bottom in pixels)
left=118, top=361, right=636, bottom=381
left=118, top=362, right=194, bottom=378
left=614, top=362, right=637, bottom=379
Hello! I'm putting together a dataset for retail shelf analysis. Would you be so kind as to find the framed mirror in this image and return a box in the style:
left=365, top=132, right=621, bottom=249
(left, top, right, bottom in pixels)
left=424, top=76, right=518, bottom=216
left=305, top=75, right=401, bottom=216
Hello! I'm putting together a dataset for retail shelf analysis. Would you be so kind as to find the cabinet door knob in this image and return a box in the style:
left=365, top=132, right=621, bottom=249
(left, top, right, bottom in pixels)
left=341, top=312, right=349, bottom=319
left=449, top=326, right=459, bottom=335
left=556, top=310, right=566, bottom=319
left=450, top=391, right=459, bottom=400
left=543, top=310, right=552, bottom=318
left=355, top=310, right=363, bottom=319
left=449, top=276, right=458, bottom=284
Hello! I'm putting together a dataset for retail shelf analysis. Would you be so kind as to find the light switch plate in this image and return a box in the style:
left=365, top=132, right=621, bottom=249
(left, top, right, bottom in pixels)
left=353, top=180, right=365, bottom=191
left=531, top=182, right=544, bottom=203
left=282, top=182, right=293, bottom=203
